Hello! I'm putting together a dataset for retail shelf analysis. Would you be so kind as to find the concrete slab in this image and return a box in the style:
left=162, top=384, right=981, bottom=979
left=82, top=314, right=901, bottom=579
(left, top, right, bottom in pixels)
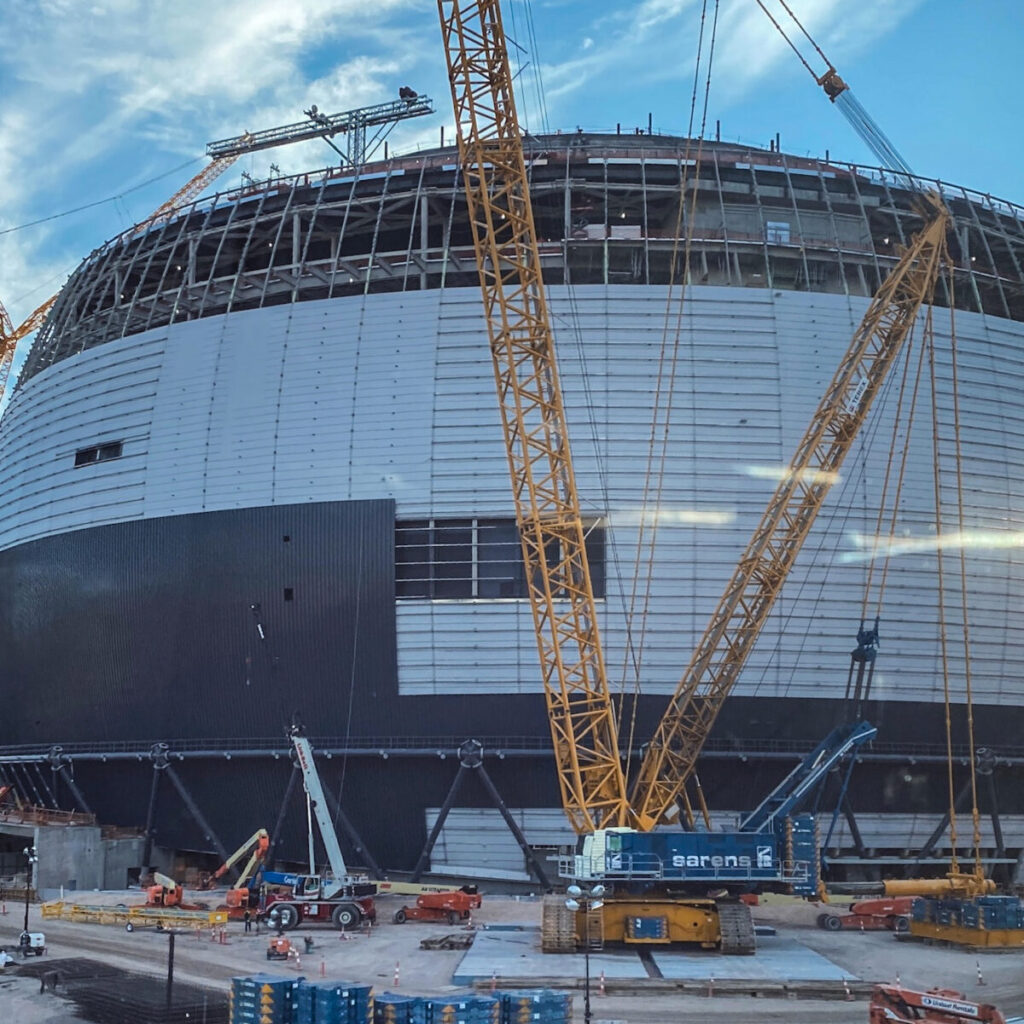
left=652, top=933, right=858, bottom=982
left=453, top=926, right=647, bottom=985
left=454, top=925, right=860, bottom=986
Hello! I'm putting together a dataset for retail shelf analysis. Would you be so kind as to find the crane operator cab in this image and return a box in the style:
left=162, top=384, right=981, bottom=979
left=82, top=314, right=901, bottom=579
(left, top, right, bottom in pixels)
left=293, top=875, right=322, bottom=898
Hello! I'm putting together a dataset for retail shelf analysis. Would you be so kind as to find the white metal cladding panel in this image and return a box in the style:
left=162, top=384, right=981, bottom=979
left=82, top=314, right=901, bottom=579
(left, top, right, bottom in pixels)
left=144, top=315, right=225, bottom=516
left=0, top=334, right=163, bottom=547
left=421, top=807, right=1024, bottom=880
left=423, top=807, right=573, bottom=879
left=2, top=281, right=1023, bottom=710
left=400, top=285, right=1024, bottom=709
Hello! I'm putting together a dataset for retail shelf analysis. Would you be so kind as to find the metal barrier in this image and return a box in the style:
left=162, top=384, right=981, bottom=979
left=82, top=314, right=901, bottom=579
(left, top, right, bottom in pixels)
left=41, top=900, right=229, bottom=930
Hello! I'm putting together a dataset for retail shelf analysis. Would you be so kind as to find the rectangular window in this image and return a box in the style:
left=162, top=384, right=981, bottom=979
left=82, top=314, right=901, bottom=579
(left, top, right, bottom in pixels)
left=396, top=517, right=605, bottom=600
left=74, top=441, right=124, bottom=467
left=765, top=220, right=791, bottom=244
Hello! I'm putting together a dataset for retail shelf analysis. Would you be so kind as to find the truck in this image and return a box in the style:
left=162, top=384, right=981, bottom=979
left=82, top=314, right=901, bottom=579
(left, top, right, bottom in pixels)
left=259, top=726, right=377, bottom=931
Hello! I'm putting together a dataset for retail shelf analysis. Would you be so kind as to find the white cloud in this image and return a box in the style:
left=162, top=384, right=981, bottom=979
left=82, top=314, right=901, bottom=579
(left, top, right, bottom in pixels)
left=0, top=0, right=435, bottom=328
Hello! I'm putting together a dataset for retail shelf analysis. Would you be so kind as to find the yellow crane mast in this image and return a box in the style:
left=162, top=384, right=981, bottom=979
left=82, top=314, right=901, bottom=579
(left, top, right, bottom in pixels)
left=438, top=0, right=630, bottom=833
left=630, top=198, right=950, bottom=829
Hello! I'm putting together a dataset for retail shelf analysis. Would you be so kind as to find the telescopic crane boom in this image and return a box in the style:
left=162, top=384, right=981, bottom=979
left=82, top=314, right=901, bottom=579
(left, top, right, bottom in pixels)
left=289, top=725, right=353, bottom=889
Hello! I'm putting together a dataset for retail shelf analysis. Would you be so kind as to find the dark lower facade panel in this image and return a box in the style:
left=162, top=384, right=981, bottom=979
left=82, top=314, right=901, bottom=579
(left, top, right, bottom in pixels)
left=1, top=499, right=1022, bottom=872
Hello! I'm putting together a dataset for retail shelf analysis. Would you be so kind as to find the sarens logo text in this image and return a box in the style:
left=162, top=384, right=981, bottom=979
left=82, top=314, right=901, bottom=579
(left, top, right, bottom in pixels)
left=669, top=847, right=774, bottom=870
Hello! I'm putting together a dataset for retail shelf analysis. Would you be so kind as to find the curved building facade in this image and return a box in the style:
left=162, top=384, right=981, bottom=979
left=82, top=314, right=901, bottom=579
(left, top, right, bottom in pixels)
left=2, top=133, right=1023, bottom=879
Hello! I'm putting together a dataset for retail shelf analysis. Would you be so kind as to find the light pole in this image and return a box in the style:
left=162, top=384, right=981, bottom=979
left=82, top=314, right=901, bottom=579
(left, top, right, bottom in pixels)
left=21, top=845, right=38, bottom=946
left=565, top=883, right=605, bottom=1024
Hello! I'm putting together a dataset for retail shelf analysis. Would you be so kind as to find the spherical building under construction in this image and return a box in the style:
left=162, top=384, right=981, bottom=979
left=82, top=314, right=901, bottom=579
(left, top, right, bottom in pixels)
left=2, top=132, right=1023, bottom=882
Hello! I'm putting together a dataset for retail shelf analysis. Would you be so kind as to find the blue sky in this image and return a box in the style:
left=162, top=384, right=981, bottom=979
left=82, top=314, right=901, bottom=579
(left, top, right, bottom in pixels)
left=1, top=0, right=1021, bottom=354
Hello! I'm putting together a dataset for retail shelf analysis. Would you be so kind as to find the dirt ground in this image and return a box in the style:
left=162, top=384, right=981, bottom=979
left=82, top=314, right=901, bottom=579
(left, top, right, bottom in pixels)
left=0, top=893, right=1022, bottom=1024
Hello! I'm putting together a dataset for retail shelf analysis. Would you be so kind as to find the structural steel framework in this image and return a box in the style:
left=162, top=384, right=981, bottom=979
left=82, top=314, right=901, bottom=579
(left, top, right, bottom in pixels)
left=20, top=135, right=1024, bottom=386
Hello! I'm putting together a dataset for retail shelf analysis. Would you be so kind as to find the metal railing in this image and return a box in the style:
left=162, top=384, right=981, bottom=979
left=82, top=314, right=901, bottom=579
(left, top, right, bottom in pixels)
left=558, top=852, right=812, bottom=885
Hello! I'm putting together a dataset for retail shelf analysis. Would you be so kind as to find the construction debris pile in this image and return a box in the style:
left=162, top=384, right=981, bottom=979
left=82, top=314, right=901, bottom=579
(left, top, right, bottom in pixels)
left=227, top=976, right=572, bottom=1024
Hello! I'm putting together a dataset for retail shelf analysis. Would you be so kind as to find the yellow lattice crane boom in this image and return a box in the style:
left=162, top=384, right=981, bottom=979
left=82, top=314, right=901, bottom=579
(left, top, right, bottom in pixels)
left=438, top=0, right=954, bottom=842
left=629, top=198, right=950, bottom=829
left=438, top=0, right=630, bottom=833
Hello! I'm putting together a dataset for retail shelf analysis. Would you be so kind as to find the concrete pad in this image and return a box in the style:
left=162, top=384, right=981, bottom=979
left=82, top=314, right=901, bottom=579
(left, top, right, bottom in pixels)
left=454, top=925, right=859, bottom=986
left=652, top=932, right=858, bottom=982
left=453, top=926, right=648, bottom=985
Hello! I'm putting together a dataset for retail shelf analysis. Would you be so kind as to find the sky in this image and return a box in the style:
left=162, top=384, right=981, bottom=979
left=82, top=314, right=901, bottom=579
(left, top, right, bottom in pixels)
left=1, top=0, right=1022, bottom=364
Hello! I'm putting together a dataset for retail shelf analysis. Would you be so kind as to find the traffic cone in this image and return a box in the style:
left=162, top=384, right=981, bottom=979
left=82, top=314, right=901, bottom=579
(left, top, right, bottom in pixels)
left=976, top=961, right=985, bottom=986
left=393, top=960, right=400, bottom=987
left=707, top=975, right=714, bottom=998
left=319, top=958, right=326, bottom=978
left=1, top=902, right=6, bottom=915
left=598, top=971, right=606, bottom=997
left=895, top=972, right=901, bottom=987
left=843, top=979, right=853, bottom=1002
left=490, top=970, right=497, bottom=993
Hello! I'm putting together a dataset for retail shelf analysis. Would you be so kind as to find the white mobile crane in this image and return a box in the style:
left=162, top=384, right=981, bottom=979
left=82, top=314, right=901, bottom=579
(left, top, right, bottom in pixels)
left=260, top=726, right=377, bottom=931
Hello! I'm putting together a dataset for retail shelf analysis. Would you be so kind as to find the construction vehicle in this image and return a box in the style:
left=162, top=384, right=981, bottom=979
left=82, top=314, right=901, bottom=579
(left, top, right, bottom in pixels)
left=259, top=725, right=376, bottom=932
left=198, top=828, right=270, bottom=918
left=392, top=888, right=481, bottom=925
left=143, top=871, right=187, bottom=909
left=817, top=873, right=1011, bottom=934
left=817, top=897, right=914, bottom=933
left=17, top=931, right=46, bottom=957
left=266, top=936, right=294, bottom=961
left=437, top=0, right=951, bottom=953
left=868, top=985, right=1013, bottom=1024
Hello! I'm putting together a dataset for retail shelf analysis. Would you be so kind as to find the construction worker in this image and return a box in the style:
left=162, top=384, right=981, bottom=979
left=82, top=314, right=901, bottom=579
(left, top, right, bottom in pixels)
left=243, top=909, right=252, bottom=933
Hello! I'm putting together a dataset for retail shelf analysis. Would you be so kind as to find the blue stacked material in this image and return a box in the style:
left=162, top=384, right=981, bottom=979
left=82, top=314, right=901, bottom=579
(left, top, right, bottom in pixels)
left=297, top=980, right=374, bottom=1023
left=373, top=993, right=499, bottom=1024
left=495, top=989, right=572, bottom=1024
left=422, top=994, right=499, bottom=1024
left=911, top=896, right=1024, bottom=933
left=230, top=974, right=303, bottom=1024
left=374, top=993, right=423, bottom=1024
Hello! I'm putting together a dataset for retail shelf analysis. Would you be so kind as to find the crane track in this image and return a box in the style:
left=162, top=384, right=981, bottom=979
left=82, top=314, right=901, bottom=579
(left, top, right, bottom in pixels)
left=716, top=901, right=756, bottom=955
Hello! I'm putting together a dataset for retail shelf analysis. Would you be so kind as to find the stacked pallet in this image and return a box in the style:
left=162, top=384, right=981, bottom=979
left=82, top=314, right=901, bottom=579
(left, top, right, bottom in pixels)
left=297, top=980, right=374, bottom=1024
left=496, top=990, right=572, bottom=1024
left=373, top=992, right=499, bottom=1024
left=229, top=974, right=302, bottom=1023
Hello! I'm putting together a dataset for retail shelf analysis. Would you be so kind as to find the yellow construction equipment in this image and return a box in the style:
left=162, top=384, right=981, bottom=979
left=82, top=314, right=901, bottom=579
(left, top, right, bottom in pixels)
left=437, top=0, right=949, bottom=834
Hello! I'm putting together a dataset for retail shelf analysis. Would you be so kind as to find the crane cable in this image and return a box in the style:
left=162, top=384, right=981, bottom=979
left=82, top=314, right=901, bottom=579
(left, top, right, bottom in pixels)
left=754, top=0, right=831, bottom=83
left=931, top=263, right=984, bottom=877
left=619, top=0, right=720, bottom=783
left=860, top=304, right=930, bottom=628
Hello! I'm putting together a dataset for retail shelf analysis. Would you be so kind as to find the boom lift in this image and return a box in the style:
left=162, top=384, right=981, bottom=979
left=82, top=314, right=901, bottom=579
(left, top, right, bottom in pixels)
left=438, top=0, right=955, bottom=952
left=869, top=986, right=1012, bottom=1024
left=198, top=827, right=270, bottom=916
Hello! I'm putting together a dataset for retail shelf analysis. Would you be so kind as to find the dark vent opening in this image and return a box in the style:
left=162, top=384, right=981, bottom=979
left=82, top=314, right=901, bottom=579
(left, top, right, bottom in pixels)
left=74, top=440, right=124, bottom=467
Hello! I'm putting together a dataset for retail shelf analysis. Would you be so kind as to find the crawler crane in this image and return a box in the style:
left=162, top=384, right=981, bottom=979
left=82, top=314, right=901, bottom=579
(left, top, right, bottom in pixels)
left=438, top=0, right=955, bottom=952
